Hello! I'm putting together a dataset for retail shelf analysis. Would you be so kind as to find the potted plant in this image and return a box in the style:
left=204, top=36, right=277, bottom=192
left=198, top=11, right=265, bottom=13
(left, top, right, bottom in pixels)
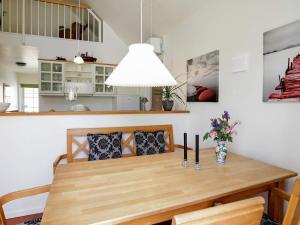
left=203, top=111, right=240, bottom=164
left=162, top=84, right=185, bottom=111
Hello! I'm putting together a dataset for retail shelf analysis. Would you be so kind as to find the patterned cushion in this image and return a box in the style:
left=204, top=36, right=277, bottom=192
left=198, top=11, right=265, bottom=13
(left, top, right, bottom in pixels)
left=134, top=130, right=166, bottom=156
left=260, top=213, right=281, bottom=225
left=17, top=216, right=42, bottom=225
left=87, top=132, right=122, bottom=161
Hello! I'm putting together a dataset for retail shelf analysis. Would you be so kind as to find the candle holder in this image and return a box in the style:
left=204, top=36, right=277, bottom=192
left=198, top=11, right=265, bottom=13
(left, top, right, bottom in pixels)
left=181, top=160, right=189, bottom=168
left=194, top=162, right=201, bottom=170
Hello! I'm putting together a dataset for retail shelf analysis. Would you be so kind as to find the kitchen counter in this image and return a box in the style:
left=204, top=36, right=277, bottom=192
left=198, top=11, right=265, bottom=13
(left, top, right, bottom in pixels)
left=0, top=110, right=190, bottom=117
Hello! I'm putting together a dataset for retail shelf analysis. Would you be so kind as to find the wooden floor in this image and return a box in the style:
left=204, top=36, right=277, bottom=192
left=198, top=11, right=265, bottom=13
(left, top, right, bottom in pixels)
left=6, top=213, right=43, bottom=225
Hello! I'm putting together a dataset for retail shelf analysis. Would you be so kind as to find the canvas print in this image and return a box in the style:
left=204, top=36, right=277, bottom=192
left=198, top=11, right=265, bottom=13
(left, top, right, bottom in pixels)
left=263, top=19, right=300, bottom=102
left=186, top=50, right=219, bottom=102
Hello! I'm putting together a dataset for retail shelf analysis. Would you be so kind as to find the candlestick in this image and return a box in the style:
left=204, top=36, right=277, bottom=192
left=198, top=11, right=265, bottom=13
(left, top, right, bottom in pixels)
left=182, top=133, right=188, bottom=168
left=194, top=134, right=200, bottom=170
left=184, top=133, right=187, bottom=161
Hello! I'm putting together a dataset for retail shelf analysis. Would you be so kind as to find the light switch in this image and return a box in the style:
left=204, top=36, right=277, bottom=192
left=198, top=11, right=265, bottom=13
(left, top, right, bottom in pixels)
left=232, top=54, right=249, bottom=73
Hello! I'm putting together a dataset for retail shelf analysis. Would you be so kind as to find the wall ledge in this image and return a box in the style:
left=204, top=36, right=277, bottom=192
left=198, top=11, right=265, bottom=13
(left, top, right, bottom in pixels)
left=0, top=110, right=190, bottom=117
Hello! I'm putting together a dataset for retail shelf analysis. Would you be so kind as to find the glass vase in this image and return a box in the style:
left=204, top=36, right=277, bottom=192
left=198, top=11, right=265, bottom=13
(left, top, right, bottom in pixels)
left=216, top=141, right=227, bottom=164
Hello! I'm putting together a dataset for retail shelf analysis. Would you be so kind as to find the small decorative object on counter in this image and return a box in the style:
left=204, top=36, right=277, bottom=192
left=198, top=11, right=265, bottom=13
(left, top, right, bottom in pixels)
left=203, top=111, right=240, bottom=164
left=81, top=52, right=97, bottom=63
left=182, top=133, right=188, bottom=168
left=140, top=97, right=149, bottom=111
left=56, top=56, right=66, bottom=61
left=194, top=135, right=200, bottom=170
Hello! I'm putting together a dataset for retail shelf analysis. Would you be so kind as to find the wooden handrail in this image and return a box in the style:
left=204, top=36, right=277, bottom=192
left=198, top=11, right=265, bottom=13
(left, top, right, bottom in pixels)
left=37, top=0, right=90, bottom=9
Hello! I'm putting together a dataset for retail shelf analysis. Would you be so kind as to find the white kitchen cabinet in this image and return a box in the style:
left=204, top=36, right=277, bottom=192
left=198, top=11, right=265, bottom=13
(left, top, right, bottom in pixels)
left=40, top=61, right=64, bottom=95
left=94, top=65, right=116, bottom=96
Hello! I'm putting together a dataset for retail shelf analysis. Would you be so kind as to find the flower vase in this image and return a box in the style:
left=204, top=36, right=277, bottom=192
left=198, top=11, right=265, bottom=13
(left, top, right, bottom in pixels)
left=216, top=141, right=227, bottom=164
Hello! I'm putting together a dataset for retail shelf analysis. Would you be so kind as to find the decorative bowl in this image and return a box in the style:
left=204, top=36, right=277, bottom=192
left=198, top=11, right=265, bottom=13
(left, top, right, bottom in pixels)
left=0, top=103, right=11, bottom=112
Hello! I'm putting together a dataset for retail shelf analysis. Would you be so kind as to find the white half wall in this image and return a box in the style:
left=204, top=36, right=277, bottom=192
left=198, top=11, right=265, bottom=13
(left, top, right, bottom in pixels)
left=164, top=0, right=300, bottom=184
left=0, top=113, right=188, bottom=218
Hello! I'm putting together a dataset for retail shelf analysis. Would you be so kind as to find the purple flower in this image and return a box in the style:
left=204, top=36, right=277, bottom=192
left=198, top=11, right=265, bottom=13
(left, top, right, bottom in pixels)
left=211, top=119, right=218, bottom=128
left=222, top=111, right=230, bottom=120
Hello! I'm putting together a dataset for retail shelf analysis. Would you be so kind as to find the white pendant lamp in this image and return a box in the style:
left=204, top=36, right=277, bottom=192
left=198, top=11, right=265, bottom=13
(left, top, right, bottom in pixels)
left=73, top=0, right=84, bottom=64
left=105, top=0, right=177, bottom=87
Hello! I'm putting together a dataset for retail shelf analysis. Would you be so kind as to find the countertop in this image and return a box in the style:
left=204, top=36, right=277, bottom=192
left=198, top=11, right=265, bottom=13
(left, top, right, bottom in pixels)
left=0, top=110, right=190, bottom=117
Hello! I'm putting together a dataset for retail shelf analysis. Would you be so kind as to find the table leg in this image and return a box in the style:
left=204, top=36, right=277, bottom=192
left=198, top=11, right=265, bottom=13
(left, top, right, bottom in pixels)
left=268, top=180, right=285, bottom=223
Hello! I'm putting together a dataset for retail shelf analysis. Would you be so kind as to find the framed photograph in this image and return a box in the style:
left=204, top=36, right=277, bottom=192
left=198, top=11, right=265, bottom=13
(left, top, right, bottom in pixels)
left=263, top=20, right=300, bottom=102
left=186, top=50, right=219, bottom=102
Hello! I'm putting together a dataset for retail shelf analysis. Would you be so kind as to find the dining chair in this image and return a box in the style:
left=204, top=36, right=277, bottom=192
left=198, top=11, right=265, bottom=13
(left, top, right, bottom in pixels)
left=0, top=185, right=50, bottom=225
left=261, top=177, right=300, bottom=225
left=172, top=197, right=265, bottom=225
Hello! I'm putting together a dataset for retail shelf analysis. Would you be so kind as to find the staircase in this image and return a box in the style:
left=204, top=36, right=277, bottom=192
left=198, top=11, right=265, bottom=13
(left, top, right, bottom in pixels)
left=0, top=0, right=103, bottom=42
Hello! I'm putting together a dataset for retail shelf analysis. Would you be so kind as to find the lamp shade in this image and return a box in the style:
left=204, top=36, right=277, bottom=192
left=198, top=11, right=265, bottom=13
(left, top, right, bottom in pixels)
left=105, top=43, right=177, bottom=87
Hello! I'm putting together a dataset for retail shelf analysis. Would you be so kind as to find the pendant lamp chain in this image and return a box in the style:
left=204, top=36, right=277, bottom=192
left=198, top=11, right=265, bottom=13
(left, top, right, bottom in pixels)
left=77, top=0, right=80, bottom=53
left=140, top=0, right=143, bottom=43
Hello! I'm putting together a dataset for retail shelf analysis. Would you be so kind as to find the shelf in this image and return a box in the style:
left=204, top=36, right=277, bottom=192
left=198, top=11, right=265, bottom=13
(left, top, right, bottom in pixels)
left=0, top=110, right=190, bottom=116
left=64, top=71, right=92, bottom=73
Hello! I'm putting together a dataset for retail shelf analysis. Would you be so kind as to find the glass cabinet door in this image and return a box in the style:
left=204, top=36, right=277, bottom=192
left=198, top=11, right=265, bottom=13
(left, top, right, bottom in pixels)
left=95, top=66, right=115, bottom=95
left=41, top=63, right=51, bottom=72
left=40, top=61, right=64, bottom=94
left=41, top=83, right=51, bottom=92
left=41, top=73, right=51, bottom=81
left=53, top=64, right=62, bottom=72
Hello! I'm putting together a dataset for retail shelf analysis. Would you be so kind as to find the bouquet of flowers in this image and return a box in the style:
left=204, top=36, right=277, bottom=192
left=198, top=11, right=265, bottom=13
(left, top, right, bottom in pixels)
left=203, top=111, right=239, bottom=143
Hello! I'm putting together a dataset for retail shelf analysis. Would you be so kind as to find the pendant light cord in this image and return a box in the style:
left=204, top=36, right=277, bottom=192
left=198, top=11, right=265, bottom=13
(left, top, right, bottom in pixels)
left=140, top=0, right=143, bottom=43
left=77, top=0, right=80, bottom=53
left=150, top=0, right=152, bottom=37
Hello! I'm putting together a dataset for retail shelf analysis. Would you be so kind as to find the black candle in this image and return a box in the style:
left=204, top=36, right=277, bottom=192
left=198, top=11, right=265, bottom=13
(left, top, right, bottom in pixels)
left=195, top=135, right=199, bottom=164
left=184, top=133, right=187, bottom=161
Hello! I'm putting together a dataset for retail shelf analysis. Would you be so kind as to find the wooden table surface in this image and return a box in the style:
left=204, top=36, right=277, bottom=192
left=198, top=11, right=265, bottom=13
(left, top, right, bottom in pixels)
left=41, top=149, right=297, bottom=225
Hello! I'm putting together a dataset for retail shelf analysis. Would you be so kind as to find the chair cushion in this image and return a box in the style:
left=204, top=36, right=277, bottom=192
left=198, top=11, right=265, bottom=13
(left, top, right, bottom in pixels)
left=134, top=130, right=166, bottom=156
left=261, top=213, right=281, bottom=225
left=87, top=132, right=122, bottom=161
left=17, top=216, right=42, bottom=225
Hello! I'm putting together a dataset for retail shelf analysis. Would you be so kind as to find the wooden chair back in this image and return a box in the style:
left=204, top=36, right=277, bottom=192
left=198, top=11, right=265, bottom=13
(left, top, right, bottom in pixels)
left=283, top=178, right=300, bottom=225
left=172, top=197, right=265, bottom=225
left=0, top=185, right=50, bottom=225
left=67, top=124, right=175, bottom=163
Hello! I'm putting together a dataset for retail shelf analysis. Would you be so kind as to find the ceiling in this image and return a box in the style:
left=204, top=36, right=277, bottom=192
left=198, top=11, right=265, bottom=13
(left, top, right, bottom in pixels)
left=84, top=0, right=205, bottom=45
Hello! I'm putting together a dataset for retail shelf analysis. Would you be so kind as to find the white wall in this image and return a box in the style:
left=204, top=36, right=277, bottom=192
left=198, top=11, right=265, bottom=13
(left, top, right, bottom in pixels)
left=164, top=0, right=300, bottom=186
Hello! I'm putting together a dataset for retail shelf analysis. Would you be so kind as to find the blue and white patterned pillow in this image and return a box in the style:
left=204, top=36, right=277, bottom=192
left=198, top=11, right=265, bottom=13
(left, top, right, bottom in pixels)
left=134, top=130, right=166, bottom=156
left=87, top=132, right=122, bottom=161
left=17, top=217, right=42, bottom=225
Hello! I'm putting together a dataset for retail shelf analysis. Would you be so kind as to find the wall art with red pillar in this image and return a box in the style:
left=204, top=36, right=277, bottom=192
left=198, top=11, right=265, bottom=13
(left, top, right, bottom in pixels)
left=263, top=20, right=300, bottom=102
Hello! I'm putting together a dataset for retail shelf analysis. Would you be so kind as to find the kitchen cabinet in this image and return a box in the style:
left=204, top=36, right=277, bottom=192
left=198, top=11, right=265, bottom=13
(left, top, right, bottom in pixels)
left=39, top=60, right=116, bottom=96
left=40, top=62, right=64, bottom=95
left=94, top=65, right=116, bottom=95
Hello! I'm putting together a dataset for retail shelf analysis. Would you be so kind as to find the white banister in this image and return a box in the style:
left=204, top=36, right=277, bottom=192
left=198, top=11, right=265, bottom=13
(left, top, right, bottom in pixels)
left=0, top=0, right=103, bottom=43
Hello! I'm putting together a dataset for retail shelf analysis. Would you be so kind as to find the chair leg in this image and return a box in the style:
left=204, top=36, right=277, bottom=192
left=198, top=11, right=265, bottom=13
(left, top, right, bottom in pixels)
left=269, top=181, right=285, bottom=223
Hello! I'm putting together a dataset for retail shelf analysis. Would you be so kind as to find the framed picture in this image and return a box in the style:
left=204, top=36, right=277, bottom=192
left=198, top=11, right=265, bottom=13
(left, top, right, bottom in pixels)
left=263, top=19, right=300, bottom=102
left=186, top=50, right=219, bottom=102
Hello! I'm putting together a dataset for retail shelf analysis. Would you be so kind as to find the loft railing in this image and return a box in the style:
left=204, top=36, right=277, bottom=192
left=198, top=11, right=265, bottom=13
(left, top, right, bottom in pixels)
left=0, top=0, right=103, bottom=42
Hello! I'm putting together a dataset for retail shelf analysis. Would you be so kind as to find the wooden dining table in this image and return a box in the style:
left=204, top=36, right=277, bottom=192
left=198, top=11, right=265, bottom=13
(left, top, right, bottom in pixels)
left=41, top=149, right=297, bottom=225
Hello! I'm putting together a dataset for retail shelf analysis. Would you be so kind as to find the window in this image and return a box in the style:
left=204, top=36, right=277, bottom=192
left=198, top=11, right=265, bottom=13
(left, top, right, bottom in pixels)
left=4, top=85, right=13, bottom=103
left=23, top=87, right=39, bottom=112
